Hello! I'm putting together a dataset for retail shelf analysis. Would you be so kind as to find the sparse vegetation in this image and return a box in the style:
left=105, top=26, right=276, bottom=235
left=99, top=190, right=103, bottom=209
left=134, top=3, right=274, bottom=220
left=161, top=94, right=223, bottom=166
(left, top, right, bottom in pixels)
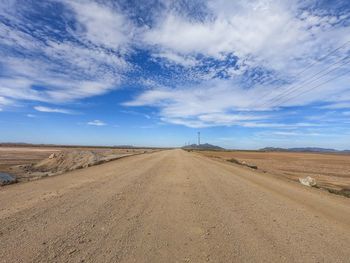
left=227, top=158, right=258, bottom=169
left=327, top=188, right=350, bottom=198
left=227, top=158, right=241, bottom=165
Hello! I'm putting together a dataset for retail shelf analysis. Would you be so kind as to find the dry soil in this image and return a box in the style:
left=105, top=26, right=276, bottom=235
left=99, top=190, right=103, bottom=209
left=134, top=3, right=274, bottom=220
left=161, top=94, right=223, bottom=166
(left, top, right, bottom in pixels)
left=0, top=147, right=156, bottom=182
left=0, top=149, right=349, bottom=262
left=198, top=150, right=350, bottom=192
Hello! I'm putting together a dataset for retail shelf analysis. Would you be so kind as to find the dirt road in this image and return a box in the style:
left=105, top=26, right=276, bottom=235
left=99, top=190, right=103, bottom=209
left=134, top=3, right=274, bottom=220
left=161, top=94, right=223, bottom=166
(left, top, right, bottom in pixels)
left=1, top=149, right=350, bottom=262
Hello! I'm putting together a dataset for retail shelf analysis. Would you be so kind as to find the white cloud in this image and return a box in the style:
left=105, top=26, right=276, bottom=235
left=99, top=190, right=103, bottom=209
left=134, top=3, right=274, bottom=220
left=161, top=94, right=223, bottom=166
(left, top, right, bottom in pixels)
left=240, top=122, right=319, bottom=128
left=65, top=0, right=133, bottom=51
left=128, top=0, right=350, bottom=128
left=125, top=80, right=265, bottom=116
left=0, top=96, right=13, bottom=106
left=274, top=131, right=318, bottom=136
left=125, top=76, right=350, bottom=127
left=152, top=52, right=198, bottom=67
left=1, top=0, right=350, bottom=132
left=0, top=0, right=131, bottom=107
left=0, top=96, right=14, bottom=111
left=143, top=0, right=350, bottom=75
left=319, top=101, right=350, bottom=109
left=34, top=106, right=74, bottom=114
left=87, top=120, right=107, bottom=126
left=272, top=131, right=300, bottom=136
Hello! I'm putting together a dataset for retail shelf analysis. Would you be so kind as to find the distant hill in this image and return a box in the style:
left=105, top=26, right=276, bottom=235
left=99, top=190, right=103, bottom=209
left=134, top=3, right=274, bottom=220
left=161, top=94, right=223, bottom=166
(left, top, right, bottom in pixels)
left=259, top=147, right=288, bottom=152
left=260, top=147, right=350, bottom=153
left=182, top=143, right=224, bottom=150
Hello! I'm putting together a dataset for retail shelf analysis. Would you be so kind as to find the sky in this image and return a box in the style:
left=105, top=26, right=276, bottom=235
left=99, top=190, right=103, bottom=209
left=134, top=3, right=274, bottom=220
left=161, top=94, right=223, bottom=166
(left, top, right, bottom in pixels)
left=1, top=0, right=350, bottom=149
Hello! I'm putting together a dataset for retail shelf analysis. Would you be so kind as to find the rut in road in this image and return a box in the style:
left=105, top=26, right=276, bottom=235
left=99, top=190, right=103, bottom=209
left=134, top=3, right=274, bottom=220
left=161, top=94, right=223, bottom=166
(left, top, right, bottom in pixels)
left=0, top=149, right=350, bottom=262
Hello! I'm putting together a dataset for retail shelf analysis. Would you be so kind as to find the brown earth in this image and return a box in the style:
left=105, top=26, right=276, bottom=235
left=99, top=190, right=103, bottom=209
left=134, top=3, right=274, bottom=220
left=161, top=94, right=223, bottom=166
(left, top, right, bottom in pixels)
left=0, top=146, right=62, bottom=172
left=1, top=149, right=350, bottom=262
left=197, top=150, right=350, bottom=192
left=0, top=146, right=156, bottom=182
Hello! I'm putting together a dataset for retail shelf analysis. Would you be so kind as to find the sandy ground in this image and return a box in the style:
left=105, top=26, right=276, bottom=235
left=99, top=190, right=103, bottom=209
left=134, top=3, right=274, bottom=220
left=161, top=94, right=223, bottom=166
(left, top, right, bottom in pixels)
left=198, top=150, right=350, bottom=192
left=0, top=149, right=349, bottom=262
left=0, top=147, right=156, bottom=182
left=0, top=147, right=62, bottom=171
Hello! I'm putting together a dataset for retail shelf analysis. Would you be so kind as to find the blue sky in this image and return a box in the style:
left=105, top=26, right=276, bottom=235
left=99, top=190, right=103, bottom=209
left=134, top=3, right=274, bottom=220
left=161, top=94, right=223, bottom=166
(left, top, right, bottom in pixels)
left=1, top=0, right=350, bottom=149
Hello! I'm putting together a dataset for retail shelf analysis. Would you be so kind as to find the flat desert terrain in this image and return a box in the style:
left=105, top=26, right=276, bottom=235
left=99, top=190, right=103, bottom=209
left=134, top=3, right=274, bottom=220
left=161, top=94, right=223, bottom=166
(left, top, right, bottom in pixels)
left=1, top=149, right=350, bottom=262
left=197, top=150, right=350, bottom=194
left=0, top=146, right=62, bottom=171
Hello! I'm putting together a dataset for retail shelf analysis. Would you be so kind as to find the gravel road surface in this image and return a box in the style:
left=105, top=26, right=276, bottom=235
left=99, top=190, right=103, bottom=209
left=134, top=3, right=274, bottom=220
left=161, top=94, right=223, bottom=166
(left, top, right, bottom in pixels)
left=1, top=149, right=349, bottom=262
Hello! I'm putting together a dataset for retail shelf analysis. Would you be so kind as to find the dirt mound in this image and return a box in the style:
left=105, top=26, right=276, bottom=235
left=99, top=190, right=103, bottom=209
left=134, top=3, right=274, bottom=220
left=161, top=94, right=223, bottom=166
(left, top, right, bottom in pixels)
left=33, top=150, right=102, bottom=174
left=13, top=149, right=136, bottom=180
left=1, top=147, right=158, bottom=184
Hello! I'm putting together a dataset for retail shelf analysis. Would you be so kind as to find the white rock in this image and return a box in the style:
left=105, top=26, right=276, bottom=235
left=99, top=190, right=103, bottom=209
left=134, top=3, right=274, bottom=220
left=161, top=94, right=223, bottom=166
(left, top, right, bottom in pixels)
left=299, top=176, right=317, bottom=187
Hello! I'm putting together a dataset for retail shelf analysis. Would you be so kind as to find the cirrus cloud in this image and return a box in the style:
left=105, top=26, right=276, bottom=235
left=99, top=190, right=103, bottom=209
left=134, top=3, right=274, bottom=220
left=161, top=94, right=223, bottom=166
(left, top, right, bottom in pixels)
left=34, top=106, right=75, bottom=114
left=87, top=120, right=107, bottom=126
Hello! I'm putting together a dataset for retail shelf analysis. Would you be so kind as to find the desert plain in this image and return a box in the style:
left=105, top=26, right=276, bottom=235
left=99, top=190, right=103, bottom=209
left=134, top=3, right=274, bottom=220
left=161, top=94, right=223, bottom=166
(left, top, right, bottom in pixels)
left=197, top=150, right=350, bottom=195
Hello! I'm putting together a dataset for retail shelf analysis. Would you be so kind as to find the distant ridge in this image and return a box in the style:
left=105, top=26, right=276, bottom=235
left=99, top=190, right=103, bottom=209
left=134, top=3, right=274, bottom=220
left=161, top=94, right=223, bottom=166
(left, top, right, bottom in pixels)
left=260, top=147, right=350, bottom=153
left=182, top=143, right=224, bottom=150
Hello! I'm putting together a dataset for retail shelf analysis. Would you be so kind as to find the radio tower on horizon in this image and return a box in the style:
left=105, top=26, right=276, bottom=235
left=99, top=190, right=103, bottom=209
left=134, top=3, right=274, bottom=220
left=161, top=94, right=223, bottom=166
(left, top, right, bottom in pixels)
left=198, top=132, right=201, bottom=146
